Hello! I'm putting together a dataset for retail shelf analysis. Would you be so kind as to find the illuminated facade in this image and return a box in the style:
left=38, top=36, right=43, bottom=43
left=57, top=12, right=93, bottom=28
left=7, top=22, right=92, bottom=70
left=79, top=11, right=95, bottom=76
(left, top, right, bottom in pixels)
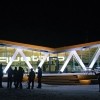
left=0, top=40, right=100, bottom=73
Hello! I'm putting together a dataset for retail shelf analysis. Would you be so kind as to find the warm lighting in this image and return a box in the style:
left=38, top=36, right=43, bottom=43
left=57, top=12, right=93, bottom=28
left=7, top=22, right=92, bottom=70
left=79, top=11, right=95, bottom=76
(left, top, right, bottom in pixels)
left=79, top=80, right=91, bottom=85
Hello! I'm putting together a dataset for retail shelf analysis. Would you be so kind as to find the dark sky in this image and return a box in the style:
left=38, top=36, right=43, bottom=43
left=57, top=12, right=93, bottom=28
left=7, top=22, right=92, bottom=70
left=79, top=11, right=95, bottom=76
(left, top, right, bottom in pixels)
left=0, top=1, right=100, bottom=48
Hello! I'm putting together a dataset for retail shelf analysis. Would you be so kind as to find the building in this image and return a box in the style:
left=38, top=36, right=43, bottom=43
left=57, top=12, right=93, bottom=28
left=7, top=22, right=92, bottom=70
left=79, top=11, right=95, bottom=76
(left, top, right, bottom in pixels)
left=0, top=40, right=100, bottom=74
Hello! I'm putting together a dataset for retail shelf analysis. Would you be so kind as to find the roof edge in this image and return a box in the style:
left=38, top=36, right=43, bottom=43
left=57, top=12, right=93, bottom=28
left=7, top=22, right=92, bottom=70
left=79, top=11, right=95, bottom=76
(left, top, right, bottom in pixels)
left=0, top=40, right=100, bottom=53
left=55, top=41, right=100, bottom=52
left=0, top=40, right=54, bottom=52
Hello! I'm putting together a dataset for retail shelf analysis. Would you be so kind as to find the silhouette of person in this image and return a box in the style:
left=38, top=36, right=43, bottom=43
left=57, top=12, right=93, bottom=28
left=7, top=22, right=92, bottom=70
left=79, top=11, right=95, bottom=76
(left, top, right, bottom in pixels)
left=27, top=68, right=35, bottom=89
left=7, top=67, right=13, bottom=88
left=16, top=67, right=24, bottom=89
left=37, top=67, right=42, bottom=88
left=13, top=67, right=18, bottom=88
left=94, top=71, right=100, bottom=92
left=0, top=63, right=3, bottom=88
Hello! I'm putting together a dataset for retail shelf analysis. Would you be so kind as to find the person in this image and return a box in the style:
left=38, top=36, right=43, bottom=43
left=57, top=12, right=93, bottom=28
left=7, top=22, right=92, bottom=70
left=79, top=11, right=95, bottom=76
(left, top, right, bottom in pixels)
left=94, top=71, right=100, bottom=92
left=27, top=68, right=35, bottom=89
left=0, top=63, right=3, bottom=88
left=16, top=67, right=24, bottom=89
left=13, top=67, right=18, bottom=88
left=7, top=67, right=13, bottom=88
left=37, top=67, right=42, bottom=88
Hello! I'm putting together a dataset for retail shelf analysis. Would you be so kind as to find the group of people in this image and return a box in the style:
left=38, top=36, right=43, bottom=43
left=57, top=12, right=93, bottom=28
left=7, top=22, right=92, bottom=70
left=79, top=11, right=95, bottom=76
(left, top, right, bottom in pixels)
left=1, top=63, right=100, bottom=92
left=7, top=66, right=24, bottom=89
left=0, top=63, right=42, bottom=89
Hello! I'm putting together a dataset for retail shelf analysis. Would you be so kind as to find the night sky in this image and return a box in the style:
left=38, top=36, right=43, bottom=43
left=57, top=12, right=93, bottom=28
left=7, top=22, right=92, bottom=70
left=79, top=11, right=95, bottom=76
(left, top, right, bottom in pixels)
left=0, top=1, right=100, bottom=48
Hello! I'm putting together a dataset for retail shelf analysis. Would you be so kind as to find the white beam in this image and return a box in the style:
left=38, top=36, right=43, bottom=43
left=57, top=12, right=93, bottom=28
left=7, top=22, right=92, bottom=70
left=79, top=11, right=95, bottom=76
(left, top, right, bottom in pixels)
left=3, top=49, right=19, bottom=73
left=60, top=52, right=73, bottom=72
left=60, top=50, right=87, bottom=72
left=17, top=49, right=33, bottom=70
left=89, top=48, right=100, bottom=69
left=36, top=53, right=49, bottom=72
left=73, top=50, right=87, bottom=70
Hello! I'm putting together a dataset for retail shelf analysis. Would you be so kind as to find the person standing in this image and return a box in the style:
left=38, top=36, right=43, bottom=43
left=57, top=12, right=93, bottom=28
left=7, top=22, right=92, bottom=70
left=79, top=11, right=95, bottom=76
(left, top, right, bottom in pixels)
left=16, top=67, right=24, bottom=89
left=13, top=67, right=18, bottom=88
left=37, top=67, right=42, bottom=88
left=7, top=67, right=13, bottom=88
left=27, top=68, right=35, bottom=89
left=94, top=71, right=100, bottom=92
left=0, top=63, right=3, bottom=88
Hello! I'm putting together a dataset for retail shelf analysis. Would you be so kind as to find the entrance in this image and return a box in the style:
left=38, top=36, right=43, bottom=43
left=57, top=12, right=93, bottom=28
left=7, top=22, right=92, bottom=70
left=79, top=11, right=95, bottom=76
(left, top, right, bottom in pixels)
left=49, top=57, right=59, bottom=73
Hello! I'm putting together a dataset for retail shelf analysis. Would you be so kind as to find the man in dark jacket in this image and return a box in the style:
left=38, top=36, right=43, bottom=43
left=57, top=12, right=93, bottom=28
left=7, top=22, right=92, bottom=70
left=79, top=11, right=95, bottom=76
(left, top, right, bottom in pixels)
left=16, top=67, right=24, bottom=89
left=13, top=67, right=18, bottom=88
left=37, top=67, right=42, bottom=88
left=7, top=67, right=13, bottom=88
left=94, top=71, right=100, bottom=92
left=0, top=63, right=3, bottom=88
left=27, top=68, right=35, bottom=89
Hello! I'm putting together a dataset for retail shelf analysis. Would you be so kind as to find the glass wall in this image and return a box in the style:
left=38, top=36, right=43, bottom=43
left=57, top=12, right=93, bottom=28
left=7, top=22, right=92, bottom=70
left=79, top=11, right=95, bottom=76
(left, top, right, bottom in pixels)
left=0, top=45, right=100, bottom=73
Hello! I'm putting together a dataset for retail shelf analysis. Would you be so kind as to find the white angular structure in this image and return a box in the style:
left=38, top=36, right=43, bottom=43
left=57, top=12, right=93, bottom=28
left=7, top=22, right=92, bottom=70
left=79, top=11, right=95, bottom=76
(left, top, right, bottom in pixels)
left=0, top=40, right=100, bottom=73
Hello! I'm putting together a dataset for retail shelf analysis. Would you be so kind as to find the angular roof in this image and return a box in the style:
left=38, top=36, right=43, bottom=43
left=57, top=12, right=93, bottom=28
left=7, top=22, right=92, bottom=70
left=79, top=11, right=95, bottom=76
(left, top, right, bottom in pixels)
left=0, top=40, right=100, bottom=53
left=0, top=33, right=100, bottom=48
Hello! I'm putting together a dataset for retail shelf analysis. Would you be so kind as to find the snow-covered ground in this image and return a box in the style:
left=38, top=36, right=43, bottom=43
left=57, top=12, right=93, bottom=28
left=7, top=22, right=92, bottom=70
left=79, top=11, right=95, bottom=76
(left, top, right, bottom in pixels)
left=0, top=82, right=100, bottom=100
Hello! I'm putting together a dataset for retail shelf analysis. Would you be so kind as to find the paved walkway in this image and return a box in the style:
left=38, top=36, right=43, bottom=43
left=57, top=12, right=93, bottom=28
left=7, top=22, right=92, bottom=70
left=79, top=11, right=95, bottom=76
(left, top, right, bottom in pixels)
left=0, top=82, right=100, bottom=100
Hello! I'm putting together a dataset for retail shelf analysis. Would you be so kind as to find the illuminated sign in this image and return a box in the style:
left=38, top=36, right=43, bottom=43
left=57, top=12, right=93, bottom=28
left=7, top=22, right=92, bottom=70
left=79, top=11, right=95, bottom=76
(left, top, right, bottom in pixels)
left=0, top=56, right=65, bottom=62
